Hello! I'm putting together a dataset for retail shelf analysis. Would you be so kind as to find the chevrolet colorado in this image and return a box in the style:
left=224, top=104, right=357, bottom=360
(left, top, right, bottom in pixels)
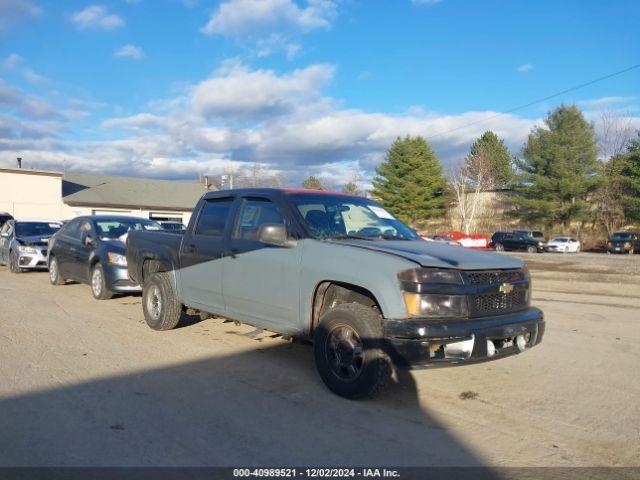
left=127, top=189, right=545, bottom=399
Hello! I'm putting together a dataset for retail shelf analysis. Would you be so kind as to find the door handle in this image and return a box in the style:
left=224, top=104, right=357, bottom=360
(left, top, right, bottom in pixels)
left=185, top=244, right=197, bottom=254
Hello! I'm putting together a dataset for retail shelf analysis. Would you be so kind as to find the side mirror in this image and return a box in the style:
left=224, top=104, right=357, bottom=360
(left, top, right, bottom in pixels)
left=257, top=223, right=294, bottom=247
left=81, top=232, right=96, bottom=246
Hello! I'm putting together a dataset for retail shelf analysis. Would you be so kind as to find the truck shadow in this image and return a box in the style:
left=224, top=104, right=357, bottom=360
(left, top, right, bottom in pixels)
left=0, top=340, right=498, bottom=473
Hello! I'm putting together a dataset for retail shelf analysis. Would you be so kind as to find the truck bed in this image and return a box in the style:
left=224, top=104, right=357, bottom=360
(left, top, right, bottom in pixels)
left=126, top=229, right=183, bottom=284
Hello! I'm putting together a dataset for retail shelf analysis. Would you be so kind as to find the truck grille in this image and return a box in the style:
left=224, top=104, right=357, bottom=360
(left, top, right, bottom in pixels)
left=471, top=290, right=527, bottom=316
left=466, top=270, right=524, bottom=285
left=465, top=269, right=529, bottom=318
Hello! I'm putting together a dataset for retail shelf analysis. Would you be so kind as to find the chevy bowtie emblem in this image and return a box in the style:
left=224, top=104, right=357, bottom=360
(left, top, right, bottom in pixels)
left=499, top=283, right=514, bottom=294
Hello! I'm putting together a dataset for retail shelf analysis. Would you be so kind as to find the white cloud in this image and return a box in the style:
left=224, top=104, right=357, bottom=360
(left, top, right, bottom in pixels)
left=23, top=68, right=48, bottom=85
left=201, top=0, right=337, bottom=37
left=4, top=61, right=640, bottom=185
left=114, top=44, right=144, bottom=59
left=411, top=0, right=442, bottom=5
left=578, top=96, right=636, bottom=109
left=191, top=61, right=335, bottom=119
left=517, top=63, right=534, bottom=73
left=71, top=5, right=125, bottom=30
left=0, top=0, right=41, bottom=32
left=1, top=53, right=23, bottom=70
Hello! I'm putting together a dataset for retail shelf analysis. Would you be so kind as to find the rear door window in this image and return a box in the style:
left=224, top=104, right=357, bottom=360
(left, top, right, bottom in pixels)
left=195, top=198, right=234, bottom=237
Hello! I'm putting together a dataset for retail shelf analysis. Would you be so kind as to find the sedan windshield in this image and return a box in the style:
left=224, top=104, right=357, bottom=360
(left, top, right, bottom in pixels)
left=15, top=222, right=61, bottom=237
left=95, top=219, right=161, bottom=240
left=289, top=194, right=419, bottom=240
left=551, top=237, right=568, bottom=243
left=611, top=232, right=633, bottom=240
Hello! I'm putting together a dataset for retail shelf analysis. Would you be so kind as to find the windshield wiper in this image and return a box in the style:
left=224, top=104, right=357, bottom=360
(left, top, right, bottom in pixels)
left=325, top=234, right=376, bottom=241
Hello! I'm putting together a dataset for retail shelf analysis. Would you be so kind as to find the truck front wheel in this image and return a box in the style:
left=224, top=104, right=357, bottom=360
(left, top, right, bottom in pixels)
left=313, top=303, right=392, bottom=399
left=142, top=272, right=182, bottom=331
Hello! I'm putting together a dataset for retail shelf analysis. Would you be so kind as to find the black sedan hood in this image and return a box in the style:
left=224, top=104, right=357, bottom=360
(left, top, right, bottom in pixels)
left=16, top=234, right=52, bottom=247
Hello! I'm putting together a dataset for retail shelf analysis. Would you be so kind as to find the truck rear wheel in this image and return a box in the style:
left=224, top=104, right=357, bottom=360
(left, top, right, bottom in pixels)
left=142, top=272, right=182, bottom=331
left=313, top=303, right=392, bottom=399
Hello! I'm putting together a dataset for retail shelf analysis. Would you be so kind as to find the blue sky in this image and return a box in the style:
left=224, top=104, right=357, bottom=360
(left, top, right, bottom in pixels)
left=1, top=0, right=639, bottom=186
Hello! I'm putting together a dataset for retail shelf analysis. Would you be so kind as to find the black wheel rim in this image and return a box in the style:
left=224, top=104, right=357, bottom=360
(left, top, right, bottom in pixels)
left=325, top=324, right=364, bottom=382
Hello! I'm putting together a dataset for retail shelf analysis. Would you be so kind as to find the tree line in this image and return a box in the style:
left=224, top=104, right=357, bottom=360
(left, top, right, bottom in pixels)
left=328, top=104, right=639, bottom=233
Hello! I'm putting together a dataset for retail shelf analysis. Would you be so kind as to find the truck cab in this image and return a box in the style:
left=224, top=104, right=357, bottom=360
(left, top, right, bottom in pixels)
left=127, top=189, right=545, bottom=399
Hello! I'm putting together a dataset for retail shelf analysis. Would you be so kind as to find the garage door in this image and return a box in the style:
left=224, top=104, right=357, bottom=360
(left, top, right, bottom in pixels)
left=92, top=209, right=137, bottom=217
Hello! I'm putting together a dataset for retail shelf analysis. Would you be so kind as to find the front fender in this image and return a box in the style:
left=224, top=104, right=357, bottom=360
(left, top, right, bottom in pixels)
left=299, top=239, right=418, bottom=333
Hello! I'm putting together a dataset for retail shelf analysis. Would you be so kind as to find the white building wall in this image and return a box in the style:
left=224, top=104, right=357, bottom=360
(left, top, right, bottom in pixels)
left=1, top=169, right=193, bottom=224
left=0, top=170, right=64, bottom=221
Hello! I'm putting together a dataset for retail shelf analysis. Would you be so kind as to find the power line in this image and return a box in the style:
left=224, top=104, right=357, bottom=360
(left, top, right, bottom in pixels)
left=425, top=63, right=640, bottom=141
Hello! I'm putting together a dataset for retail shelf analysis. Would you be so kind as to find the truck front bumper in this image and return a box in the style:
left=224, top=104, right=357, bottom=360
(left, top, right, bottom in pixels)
left=382, top=307, right=544, bottom=369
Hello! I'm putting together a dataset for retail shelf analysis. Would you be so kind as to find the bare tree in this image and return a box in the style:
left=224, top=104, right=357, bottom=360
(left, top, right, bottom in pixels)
left=208, top=164, right=288, bottom=190
left=451, top=153, right=494, bottom=234
left=598, top=109, right=634, bottom=160
left=594, top=110, right=634, bottom=234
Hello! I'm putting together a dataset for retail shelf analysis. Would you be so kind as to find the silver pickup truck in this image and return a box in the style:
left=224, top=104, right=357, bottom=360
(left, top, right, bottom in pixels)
left=126, top=188, right=544, bottom=399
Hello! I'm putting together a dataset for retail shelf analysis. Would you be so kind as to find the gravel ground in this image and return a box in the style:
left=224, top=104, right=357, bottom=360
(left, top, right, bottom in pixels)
left=0, top=257, right=638, bottom=467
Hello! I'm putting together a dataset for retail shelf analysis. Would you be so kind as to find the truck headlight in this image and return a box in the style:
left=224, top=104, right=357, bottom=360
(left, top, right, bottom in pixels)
left=403, top=292, right=468, bottom=318
left=107, top=252, right=127, bottom=266
left=17, top=246, right=37, bottom=254
left=398, top=268, right=468, bottom=318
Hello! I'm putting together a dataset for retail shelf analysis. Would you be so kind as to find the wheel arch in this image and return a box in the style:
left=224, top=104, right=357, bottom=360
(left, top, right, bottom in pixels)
left=310, top=280, right=383, bottom=334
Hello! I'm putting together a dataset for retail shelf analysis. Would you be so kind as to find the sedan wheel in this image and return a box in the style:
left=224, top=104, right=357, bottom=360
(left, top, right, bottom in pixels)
left=91, top=264, right=113, bottom=300
left=49, top=257, right=64, bottom=285
left=9, top=252, right=22, bottom=274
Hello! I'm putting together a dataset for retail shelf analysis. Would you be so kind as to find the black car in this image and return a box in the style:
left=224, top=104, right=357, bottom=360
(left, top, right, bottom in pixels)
left=490, top=231, right=544, bottom=253
left=0, top=213, right=13, bottom=229
left=513, top=230, right=546, bottom=243
left=159, top=221, right=186, bottom=232
left=47, top=215, right=162, bottom=299
left=607, top=231, right=639, bottom=254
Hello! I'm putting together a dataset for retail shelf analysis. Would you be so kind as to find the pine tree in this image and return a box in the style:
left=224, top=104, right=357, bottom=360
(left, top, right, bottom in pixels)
left=301, top=175, right=325, bottom=190
left=618, top=132, right=640, bottom=223
left=371, top=136, right=447, bottom=224
left=511, top=104, right=600, bottom=227
left=466, top=131, right=515, bottom=189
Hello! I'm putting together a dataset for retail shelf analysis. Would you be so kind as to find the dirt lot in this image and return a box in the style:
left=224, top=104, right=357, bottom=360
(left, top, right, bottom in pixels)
left=0, top=252, right=639, bottom=467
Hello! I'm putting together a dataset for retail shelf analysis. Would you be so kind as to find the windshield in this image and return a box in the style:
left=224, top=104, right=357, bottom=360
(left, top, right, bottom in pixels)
left=95, top=218, right=162, bottom=240
left=15, top=222, right=61, bottom=237
left=289, top=194, right=419, bottom=240
left=551, top=237, right=568, bottom=243
left=611, top=232, right=633, bottom=240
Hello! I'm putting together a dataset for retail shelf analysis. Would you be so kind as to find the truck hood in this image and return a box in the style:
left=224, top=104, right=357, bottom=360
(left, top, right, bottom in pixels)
left=332, top=239, right=524, bottom=270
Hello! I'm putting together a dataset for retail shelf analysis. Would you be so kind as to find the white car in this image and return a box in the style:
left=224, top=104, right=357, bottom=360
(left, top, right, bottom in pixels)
left=545, top=236, right=581, bottom=253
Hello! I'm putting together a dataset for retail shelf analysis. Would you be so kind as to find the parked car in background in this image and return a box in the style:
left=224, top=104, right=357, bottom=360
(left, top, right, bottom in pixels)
left=545, top=237, right=581, bottom=253
left=1, top=213, right=14, bottom=229
left=48, top=215, right=162, bottom=299
left=127, top=188, right=544, bottom=399
left=160, top=221, right=187, bottom=232
left=607, top=232, right=639, bottom=254
left=514, top=230, right=547, bottom=244
left=491, top=231, right=544, bottom=253
left=0, top=220, right=62, bottom=273
left=429, top=234, right=461, bottom=246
